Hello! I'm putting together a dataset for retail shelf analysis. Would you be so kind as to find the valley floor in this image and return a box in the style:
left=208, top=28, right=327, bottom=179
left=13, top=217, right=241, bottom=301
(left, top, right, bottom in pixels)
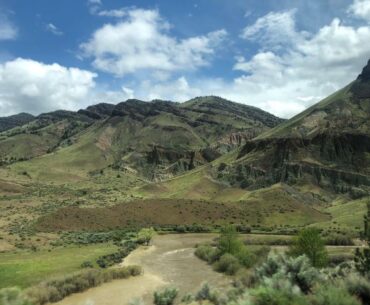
left=53, top=233, right=358, bottom=305
left=54, top=234, right=230, bottom=305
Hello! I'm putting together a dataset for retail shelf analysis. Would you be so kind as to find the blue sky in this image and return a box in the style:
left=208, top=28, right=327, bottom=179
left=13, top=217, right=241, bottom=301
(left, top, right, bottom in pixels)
left=0, top=0, right=370, bottom=118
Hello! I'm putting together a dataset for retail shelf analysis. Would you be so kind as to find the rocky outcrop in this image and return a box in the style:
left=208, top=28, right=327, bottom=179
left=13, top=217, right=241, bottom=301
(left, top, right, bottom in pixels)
left=219, top=132, right=370, bottom=196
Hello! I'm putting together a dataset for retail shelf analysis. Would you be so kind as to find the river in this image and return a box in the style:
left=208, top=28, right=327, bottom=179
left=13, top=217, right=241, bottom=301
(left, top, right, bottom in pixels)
left=55, top=233, right=231, bottom=305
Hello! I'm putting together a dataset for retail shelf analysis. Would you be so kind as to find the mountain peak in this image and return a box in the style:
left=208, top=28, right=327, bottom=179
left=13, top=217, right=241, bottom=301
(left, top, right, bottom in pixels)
left=357, top=59, right=370, bottom=82
left=351, top=59, right=370, bottom=98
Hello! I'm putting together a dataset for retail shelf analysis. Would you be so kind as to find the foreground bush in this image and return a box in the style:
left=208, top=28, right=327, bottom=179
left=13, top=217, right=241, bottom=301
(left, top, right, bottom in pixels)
left=214, top=254, right=241, bottom=275
left=311, top=285, right=361, bottom=305
left=255, top=253, right=322, bottom=294
left=343, top=274, right=370, bottom=305
left=153, top=288, right=178, bottom=305
left=0, top=287, right=32, bottom=305
left=244, top=285, right=309, bottom=305
left=25, top=265, right=142, bottom=305
left=195, top=244, right=219, bottom=263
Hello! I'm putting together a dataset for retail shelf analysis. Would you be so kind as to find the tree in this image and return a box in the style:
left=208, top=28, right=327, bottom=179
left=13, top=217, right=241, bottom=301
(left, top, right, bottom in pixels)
left=138, top=227, right=156, bottom=246
left=218, top=225, right=243, bottom=255
left=289, top=228, right=328, bottom=268
left=355, top=201, right=370, bottom=276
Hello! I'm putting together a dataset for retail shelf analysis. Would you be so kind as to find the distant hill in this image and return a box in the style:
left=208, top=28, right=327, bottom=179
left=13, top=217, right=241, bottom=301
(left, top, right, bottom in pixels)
left=0, top=96, right=283, bottom=180
left=0, top=113, right=34, bottom=132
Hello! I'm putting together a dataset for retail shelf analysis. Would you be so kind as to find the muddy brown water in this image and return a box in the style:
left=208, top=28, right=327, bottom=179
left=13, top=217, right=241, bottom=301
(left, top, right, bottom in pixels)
left=54, top=234, right=231, bottom=305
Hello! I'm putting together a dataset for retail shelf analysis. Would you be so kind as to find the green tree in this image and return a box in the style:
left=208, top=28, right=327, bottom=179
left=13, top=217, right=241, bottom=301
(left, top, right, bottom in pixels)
left=289, top=228, right=328, bottom=268
left=218, top=225, right=243, bottom=255
left=355, top=201, right=370, bottom=276
left=138, top=227, right=156, bottom=246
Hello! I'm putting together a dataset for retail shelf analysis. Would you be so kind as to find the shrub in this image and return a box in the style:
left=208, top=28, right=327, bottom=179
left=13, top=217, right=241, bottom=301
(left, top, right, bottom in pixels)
left=180, top=293, right=193, bottom=304
left=311, top=285, right=361, bottom=305
left=235, top=246, right=254, bottom=268
left=195, top=283, right=226, bottom=305
left=214, top=254, right=241, bottom=275
left=344, top=273, right=370, bottom=305
left=80, top=261, right=94, bottom=268
left=25, top=266, right=142, bottom=305
left=0, top=287, right=32, bottom=305
left=246, top=285, right=309, bottom=305
left=255, top=253, right=322, bottom=294
left=324, top=234, right=354, bottom=246
left=195, top=244, right=219, bottom=263
left=153, top=288, right=178, bottom=305
left=289, top=228, right=328, bottom=268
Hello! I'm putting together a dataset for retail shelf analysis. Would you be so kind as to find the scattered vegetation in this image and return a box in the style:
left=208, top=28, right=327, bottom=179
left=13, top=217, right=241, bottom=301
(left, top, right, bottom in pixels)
left=195, top=225, right=269, bottom=275
left=153, top=288, right=178, bottom=305
left=25, top=265, right=141, bottom=305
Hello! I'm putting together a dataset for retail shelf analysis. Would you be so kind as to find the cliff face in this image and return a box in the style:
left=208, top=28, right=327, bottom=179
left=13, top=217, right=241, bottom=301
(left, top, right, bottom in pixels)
left=218, top=133, right=370, bottom=196
left=217, top=61, right=370, bottom=197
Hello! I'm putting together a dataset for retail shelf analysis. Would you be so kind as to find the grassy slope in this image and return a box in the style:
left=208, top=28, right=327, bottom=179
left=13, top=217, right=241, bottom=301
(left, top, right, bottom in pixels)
left=0, top=243, right=117, bottom=288
left=256, top=84, right=352, bottom=139
left=314, top=197, right=368, bottom=234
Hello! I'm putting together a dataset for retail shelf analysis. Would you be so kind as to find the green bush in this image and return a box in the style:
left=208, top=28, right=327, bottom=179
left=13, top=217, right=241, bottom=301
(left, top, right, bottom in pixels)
left=235, top=246, right=254, bottom=268
left=195, top=283, right=226, bottom=305
left=153, top=288, right=178, bottom=305
left=214, top=254, right=241, bottom=275
left=311, top=285, right=361, bottom=305
left=0, top=287, right=32, bottom=305
left=324, top=234, right=354, bottom=246
left=246, top=285, right=309, bottom=305
left=255, top=253, right=322, bottom=294
left=80, top=261, right=94, bottom=268
left=195, top=244, right=219, bottom=263
left=25, top=266, right=142, bottom=305
left=344, top=274, right=370, bottom=305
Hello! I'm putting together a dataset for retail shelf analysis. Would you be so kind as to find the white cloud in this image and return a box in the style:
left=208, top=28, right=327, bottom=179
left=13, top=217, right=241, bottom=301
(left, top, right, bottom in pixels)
left=0, top=58, right=97, bottom=116
left=87, top=0, right=102, bottom=15
left=241, top=10, right=307, bottom=49
left=45, top=23, right=63, bottom=36
left=227, top=5, right=370, bottom=117
left=80, top=8, right=227, bottom=76
left=0, top=14, right=17, bottom=40
left=348, top=0, right=370, bottom=21
left=97, top=8, right=127, bottom=18
left=117, top=2, right=370, bottom=119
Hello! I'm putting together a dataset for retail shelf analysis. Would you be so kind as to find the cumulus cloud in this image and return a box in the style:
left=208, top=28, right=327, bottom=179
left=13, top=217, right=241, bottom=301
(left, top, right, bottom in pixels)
left=0, top=13, right=17, bottom=40
left=45, top=23, right=63, bottom=36
left=80, top=8, right=227, bottom=76
left=118, top=3, right=370, bottom=119
left=0, top=58, right=97, bottom=116
left=227, top=5, right=370, bottom=117
left=348, top=0, right=370, bottom=21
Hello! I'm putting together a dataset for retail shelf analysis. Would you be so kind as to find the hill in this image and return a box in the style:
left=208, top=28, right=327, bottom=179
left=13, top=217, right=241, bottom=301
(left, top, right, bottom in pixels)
left=215, top=61, right=370, bottom=197
left=1, top=96, right=283, bottom=181
left=0, top=113, right=34, bottom=132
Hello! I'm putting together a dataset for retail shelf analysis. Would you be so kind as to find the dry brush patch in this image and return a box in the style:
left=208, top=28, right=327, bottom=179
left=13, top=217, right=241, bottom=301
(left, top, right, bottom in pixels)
left=34, top=198, right=326, bottom=232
